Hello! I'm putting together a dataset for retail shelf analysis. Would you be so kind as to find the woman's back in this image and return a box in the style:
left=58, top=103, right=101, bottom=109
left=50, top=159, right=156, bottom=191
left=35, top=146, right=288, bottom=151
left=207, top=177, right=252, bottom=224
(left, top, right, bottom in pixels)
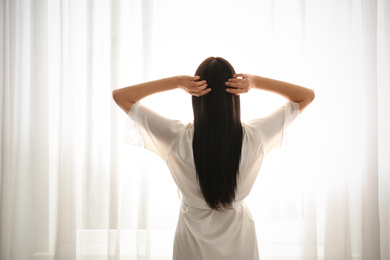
left=128, top=100, right=300, bottom=260
left=114, top=56, right=314, bottom=259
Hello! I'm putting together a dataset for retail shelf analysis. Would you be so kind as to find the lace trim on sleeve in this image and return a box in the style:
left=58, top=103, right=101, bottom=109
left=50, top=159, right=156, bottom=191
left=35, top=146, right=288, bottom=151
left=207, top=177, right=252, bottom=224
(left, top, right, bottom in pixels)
left=282, top=101, right=301, bottom=146
left=125, top=102, right=145, bottom=147
left=284, top=101, right=300, bottom=129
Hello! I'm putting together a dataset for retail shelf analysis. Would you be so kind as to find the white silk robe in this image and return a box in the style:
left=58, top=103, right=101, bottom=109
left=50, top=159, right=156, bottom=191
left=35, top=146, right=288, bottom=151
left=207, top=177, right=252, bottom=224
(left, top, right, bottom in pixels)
left=127, top=101, right=300, bottom=260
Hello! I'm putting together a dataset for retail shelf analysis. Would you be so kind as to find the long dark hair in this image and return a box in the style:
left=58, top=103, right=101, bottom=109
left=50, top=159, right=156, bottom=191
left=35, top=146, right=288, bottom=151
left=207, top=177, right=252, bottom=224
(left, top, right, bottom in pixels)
left=192, top=57, right=243, bottom=211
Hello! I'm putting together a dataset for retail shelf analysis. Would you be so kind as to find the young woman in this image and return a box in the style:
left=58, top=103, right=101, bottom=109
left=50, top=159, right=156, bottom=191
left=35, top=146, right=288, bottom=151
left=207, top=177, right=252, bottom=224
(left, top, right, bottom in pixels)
left=112, top=57, right=315, bottom=260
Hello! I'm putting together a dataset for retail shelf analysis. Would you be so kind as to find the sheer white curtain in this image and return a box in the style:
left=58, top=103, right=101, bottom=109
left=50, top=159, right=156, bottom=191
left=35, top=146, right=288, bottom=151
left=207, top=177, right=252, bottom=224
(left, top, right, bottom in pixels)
left=1, top=0, right=389, bottom=259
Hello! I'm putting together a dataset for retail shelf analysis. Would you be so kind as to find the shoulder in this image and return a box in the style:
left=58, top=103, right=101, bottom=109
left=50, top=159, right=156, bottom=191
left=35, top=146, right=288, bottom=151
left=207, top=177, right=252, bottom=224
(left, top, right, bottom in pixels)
left=180, top=122, right=195, bottom=142
left=242, top=122, right=263, bottom=143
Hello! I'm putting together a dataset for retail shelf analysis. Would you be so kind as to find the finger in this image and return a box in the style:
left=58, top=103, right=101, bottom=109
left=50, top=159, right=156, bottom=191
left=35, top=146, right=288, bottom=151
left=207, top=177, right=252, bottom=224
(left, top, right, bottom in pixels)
left=189, top=84, right=207, bottom=94
left=197, top=88, right=212, bottom=97
left=194, top=80, right=207, bottom=87
left=225, top=81, right=244, bottom=88
left=233, top=73, right=245, bottom=78
left=227, top=78, right=243, bottom=83
left=193, top=75, right=200, bottom=81
left=197, top=83, right=208, bottom=91
left=226, top=88, right=246, bottom=96
left=190, top=87, right=209, bottom=97
left=226, top=88, right=240, bottom=96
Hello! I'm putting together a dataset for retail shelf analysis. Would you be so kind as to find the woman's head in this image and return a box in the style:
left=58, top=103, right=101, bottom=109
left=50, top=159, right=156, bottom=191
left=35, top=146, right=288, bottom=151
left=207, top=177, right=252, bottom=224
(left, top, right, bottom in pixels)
left=192, top=57, right=243, bottom=211
left=192, top=57, right=240, bottom=122
left=195, top=56, right=235, bottom=82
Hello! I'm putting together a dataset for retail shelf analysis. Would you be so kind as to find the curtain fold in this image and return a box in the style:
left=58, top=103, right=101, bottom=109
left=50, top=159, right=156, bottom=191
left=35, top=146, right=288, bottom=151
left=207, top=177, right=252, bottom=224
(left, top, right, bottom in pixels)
left=378, top=1, right=390, bottom=259
left=361, top=1, right=381, bottom=259
left=1, top=0, right=389, bottom=259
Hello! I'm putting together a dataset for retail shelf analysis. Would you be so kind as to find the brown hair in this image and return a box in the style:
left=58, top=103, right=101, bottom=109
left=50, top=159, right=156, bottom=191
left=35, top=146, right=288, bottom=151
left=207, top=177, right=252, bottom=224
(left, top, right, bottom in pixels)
left=192, top=57, right=243, bottom=211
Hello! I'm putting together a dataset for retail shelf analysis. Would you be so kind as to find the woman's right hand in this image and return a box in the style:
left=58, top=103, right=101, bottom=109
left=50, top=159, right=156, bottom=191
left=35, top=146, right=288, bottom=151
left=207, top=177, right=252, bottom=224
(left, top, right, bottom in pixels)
left=225, top=74, right=255, bottom=96
left=177, top=75, right=210, bottom=97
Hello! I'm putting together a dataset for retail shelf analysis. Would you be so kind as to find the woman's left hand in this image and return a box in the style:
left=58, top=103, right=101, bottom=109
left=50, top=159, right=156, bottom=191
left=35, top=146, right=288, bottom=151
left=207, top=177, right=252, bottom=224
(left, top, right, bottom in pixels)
left=225, top=74, right=255, bottom=95
left=177, top=75, right=210, bottom=97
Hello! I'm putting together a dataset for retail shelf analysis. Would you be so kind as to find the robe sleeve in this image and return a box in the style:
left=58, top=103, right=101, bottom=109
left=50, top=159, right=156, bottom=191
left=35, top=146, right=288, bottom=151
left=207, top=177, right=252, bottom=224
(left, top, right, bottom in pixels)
left=125, top=102, right=185, bottom=161
left=245, top=101, right=300, bottom=155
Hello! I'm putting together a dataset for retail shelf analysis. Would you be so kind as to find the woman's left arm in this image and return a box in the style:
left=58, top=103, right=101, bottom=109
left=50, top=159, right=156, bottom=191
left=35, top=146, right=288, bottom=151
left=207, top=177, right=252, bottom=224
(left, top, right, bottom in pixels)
left=112, top=75, right=210, bottom=114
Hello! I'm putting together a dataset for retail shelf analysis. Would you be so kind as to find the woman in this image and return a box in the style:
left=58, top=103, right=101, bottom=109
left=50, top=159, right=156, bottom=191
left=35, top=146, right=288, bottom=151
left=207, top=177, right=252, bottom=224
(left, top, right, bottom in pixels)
left=113, top=57, right=315, bottom=260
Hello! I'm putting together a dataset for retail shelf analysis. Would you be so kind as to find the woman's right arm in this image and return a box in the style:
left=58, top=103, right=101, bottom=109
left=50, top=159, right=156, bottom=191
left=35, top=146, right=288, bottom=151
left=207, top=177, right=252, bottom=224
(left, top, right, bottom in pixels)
left=225, top=74, right=315, bottom=112
left=112, top=75, right=208, bottom=114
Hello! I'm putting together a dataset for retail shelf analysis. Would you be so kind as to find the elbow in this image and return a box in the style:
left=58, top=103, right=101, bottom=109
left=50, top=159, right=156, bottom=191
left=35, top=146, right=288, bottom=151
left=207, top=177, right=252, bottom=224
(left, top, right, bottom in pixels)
left=112, top=89, right=133, bottom=113
left=112, top=89, right=120, bottom=103
left=308, top=89, right=315, bottom=103
left=297, top=89, right=315, bottom=112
